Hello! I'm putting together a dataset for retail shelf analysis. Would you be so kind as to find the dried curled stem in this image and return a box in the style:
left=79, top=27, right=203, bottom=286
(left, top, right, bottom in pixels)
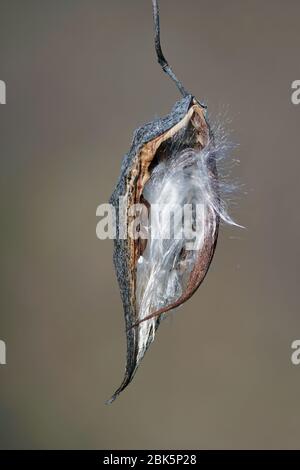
left=152, top=0, right=189, bottom=97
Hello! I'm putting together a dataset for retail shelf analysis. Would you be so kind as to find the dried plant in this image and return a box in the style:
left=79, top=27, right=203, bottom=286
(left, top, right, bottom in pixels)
left=107, top=0, right=238, bottom=403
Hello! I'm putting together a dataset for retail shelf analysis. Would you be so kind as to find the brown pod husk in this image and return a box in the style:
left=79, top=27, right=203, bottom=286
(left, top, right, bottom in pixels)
left=108, top=95, right=219, bottom=403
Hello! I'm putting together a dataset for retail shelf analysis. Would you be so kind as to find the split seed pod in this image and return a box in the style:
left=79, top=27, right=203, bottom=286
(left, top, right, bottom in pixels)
left=108, top=1, right=227, bottom=403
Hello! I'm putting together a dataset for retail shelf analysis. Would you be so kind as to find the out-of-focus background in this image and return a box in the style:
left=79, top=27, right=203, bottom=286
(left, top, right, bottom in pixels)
left=0, top=0, right=299, bottom=449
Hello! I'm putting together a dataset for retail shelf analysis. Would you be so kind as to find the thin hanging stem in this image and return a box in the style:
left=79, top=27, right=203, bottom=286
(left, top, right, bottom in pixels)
left=152, top=0, right=189, bottom=97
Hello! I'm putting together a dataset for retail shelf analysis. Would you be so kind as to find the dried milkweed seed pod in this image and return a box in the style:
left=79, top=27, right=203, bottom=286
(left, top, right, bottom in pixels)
left=107, top=0, right=238, bottom=403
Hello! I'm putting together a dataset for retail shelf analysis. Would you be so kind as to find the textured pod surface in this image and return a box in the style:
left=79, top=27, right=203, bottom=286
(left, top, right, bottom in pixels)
left=108, top=95, right=219, bottom=403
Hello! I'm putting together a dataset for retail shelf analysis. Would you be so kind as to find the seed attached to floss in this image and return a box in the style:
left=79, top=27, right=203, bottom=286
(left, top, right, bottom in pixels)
left=107, top=0, right=239, bottom=403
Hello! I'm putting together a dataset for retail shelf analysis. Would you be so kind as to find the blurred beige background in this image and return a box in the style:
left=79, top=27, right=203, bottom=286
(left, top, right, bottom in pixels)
left=0, top=0, right=300, bottom=449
